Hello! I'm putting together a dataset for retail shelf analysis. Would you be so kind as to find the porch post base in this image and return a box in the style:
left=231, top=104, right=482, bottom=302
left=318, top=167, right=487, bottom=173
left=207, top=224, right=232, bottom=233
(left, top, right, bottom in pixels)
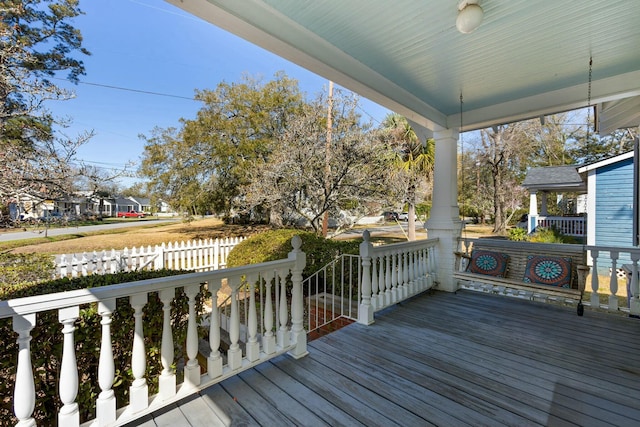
left=208, top=355, right=222, bottom=379
left=129, top=381, right=148, bottom=413
left=184, top=363, right=201, bottom=387
left=358, top=303, right=374, bottom=325
left=159, top=373, right=176, bottom=400
left=288, top=330, right=308, bottom=359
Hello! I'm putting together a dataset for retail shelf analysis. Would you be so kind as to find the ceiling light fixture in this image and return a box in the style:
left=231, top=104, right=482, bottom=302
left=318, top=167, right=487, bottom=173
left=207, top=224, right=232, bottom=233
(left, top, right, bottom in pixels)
left=456, top=0, right=484, bottom=34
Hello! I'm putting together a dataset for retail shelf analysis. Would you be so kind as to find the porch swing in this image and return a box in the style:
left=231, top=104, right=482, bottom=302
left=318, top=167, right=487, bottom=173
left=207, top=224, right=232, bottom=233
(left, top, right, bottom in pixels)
left=454, top=59, right=593, bottom=316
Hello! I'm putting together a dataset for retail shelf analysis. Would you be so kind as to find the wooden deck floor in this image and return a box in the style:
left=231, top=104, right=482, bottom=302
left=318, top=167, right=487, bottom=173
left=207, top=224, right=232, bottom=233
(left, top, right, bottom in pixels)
left=131, top=290, right=640, bottom=427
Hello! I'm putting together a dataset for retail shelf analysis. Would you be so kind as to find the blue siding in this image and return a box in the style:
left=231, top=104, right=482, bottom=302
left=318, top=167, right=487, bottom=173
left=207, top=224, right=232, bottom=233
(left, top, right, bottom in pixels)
left=594, top=157, right=634, bottom=269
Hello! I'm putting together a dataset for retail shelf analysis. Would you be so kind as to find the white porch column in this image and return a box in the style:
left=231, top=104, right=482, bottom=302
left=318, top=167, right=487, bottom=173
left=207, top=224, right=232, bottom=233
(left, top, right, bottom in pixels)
left=529, top=191, right=538, bottom=233
left=425, top=128, right=463, bottom=292
left=540, top=191, right=549, bottom=215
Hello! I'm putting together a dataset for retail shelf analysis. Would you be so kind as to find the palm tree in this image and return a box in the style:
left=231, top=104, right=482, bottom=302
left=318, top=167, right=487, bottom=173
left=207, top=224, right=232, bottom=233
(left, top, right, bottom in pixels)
left=380, top=113, right=435, bottom=240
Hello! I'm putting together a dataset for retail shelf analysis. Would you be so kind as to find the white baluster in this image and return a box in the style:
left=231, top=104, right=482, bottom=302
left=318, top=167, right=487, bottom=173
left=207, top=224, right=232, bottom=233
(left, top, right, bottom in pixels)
left=402, top=250, right=410, bottom=299
left=246, top=273, right=260, bottom=362
left=158, top=289, right=176, bottom=399
left=58, top=306, right=79, bottom=427
left=263, top=271, right=276, bottom=355
left=228, top=280, right=242, bottom=370
left=370, top=254, right=379, bottom=311
left=13, top=313, right=36, bottom=427
left=358, top=231, right=374, bottom=325
left=391, top=252, right=399, bottom=303
left=590, top=250, right=600, bottom=308
left=184, top=284, right=201, bottom=387
left=288, top=235, right=307, bottom=358
left=277, top=268, right=289, bottom=348
left=96, top=299, right=116, bottom=425
left=377, top=253, right=385, bottom=309
left=385, top=251, right=392, bottom=306
left=609, top=251, right=619, bottom=312
left=208, top=283, right=222, bottom=378
left=129, top=293, right=148, bottom=412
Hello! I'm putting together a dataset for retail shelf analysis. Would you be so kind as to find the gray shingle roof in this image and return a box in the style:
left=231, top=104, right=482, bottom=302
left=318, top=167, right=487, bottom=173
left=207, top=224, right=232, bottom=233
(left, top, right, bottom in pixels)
left=522, top=165, right=586, bottom=192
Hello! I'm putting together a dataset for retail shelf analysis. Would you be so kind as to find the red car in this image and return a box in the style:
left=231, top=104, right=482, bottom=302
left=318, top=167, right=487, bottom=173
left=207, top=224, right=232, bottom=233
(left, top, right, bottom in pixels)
left=117, top=210, right=145, bottom=218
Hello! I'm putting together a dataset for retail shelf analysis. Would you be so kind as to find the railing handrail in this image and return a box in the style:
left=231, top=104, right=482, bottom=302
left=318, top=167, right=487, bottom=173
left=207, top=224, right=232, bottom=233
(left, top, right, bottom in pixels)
left=370, top=237, right=438, bottom=254
left=0, top=256, right=294, bottom=318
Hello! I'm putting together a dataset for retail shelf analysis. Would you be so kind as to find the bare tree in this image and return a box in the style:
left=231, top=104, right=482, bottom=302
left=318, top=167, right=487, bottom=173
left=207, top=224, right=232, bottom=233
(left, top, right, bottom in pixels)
left=244, top=89, right=390, bottom=233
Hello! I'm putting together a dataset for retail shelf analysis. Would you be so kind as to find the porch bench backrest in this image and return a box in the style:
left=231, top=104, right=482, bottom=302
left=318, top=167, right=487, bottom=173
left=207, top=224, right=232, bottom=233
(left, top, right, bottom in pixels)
left=454, top=239, right=588, bottom=302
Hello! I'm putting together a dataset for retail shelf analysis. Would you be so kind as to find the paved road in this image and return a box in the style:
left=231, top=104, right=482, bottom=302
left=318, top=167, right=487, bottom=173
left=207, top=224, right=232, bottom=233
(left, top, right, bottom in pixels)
left=333, top=222, right=426, bottom=239
left=0, top=218, right=179, bottom=242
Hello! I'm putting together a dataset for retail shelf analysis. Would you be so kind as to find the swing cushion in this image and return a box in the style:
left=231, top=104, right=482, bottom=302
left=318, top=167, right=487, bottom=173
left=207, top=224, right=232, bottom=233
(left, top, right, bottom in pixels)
left=523, top=255, right=572, bottom=288
left=467, top=249, right=510, bottom=278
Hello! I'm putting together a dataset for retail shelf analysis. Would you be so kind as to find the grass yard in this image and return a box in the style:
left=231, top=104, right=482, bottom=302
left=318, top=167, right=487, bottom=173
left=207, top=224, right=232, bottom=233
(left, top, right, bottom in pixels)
left=2, top=217, right=270, bottom=255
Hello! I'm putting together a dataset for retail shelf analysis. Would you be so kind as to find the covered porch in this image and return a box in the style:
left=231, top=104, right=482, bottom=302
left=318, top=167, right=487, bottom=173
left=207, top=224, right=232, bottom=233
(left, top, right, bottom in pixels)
left=138, top=290, right=640, bottom=426
left=5, top=1, right=640, bottom=425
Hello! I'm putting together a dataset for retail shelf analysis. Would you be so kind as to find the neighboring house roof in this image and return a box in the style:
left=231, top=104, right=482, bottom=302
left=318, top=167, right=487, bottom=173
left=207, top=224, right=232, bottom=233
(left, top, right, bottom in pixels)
left=522, top=165, right=587, bottom=192
left=129, top=197, right=151, bottom=206
left=577, top=150, right=634, bottom=173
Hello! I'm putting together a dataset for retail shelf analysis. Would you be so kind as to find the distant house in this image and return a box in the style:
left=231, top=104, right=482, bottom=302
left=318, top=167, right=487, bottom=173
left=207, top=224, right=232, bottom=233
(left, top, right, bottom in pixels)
left=128, top=197, right=151, bottom=213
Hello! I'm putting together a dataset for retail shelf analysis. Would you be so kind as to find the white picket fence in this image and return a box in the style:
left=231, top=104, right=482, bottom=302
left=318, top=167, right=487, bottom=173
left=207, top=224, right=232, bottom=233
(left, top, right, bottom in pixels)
left=54, top=237, right=245, bottom=278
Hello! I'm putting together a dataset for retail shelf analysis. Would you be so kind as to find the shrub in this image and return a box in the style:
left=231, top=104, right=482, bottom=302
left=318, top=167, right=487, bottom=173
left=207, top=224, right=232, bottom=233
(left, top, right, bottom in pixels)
left=508, top=226, right=580, bottom=244
left=0, top=268, right=205, bottom=426
left=507, top=227, right=528, bottom=242
left=226, top=229, right=360, bottom=278
left=0, top=253, right=55, bottom=293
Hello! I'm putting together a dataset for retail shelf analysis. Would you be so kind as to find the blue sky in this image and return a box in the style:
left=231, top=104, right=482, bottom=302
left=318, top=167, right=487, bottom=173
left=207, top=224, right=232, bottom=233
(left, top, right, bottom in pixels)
left=46, top=0, right=391, bottom=188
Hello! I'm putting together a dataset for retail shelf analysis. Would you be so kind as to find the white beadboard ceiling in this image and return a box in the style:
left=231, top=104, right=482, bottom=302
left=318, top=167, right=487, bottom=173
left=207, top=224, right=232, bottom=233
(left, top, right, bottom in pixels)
left=167, top=0, right=640, bottom=133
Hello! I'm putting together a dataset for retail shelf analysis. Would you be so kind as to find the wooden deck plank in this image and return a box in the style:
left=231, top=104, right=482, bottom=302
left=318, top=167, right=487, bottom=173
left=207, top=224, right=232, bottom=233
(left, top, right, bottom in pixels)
left=200, top=383, right=260, bottom=426
left=368, top=302, right=634, bottom=425
left=216, top=374, right=298, bottom=427
left=273, top=355, right=405, bottom=427
left=323, top=322, right=550, bottom=426
left=138, top=290, right=640, bottom=427
left=275, top=346, right=431, bottom=427
left=239, top=363, right=334, bottom=427
left=178, top=394, right=229, bottom=427
left=310, top=339, right=477, bottom=427
left=253, top=359, right=364, bottom=427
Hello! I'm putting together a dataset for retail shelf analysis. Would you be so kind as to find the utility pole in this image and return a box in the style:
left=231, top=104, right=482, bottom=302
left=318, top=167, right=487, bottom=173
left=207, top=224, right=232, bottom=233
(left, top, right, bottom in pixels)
left=322, top=81, right=334, bottom=237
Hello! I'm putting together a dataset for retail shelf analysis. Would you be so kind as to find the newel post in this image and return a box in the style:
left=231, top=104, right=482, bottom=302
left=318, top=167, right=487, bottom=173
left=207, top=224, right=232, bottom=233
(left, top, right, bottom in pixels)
left=288, top=235, right=308, bottom=359
left=358, top=230, right=374, bottom=325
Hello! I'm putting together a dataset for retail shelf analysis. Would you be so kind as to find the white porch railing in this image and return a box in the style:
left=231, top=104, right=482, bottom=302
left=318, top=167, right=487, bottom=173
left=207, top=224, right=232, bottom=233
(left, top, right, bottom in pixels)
left=358, top=230, right=439, bottom=324
left=536, top=215, right=585, bottom=237
left=586, top=245, right=640, bottom=315
left=54, top=237, right=244, bottom=278
left=1, top=236, right=306, bottom=427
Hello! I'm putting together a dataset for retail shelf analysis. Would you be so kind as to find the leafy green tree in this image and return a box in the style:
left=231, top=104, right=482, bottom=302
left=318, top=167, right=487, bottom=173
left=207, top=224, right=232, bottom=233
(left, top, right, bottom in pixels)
left=0, top=1, right=121, bottom=207
left=139, top=73, right=305, bottom=217
left=379, top=113, right=434, bottom=240
left=1, top=0, right=89, bottom=146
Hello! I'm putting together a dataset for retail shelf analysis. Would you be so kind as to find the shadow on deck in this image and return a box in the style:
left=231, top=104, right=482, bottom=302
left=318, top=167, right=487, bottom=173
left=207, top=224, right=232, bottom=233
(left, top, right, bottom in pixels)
left=132, top=290, right=640, bottom=426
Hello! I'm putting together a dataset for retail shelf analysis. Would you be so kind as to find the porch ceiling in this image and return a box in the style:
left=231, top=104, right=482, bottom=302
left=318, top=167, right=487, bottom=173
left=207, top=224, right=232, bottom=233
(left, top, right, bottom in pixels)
left=167, top=0, right=640, bottom=133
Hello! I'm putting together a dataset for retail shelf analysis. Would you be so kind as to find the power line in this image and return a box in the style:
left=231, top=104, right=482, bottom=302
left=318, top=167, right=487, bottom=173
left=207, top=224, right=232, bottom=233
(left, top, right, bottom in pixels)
left=53, top=77, right=200, bottom=101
